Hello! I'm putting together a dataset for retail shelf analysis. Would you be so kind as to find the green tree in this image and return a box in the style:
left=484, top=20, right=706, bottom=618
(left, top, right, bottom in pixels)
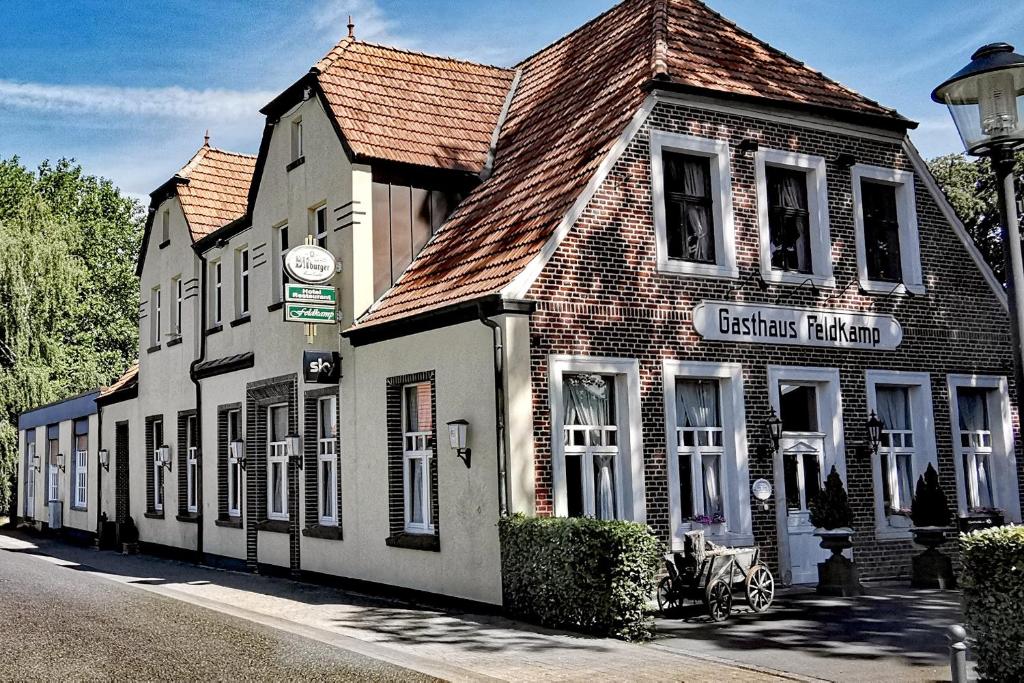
left=927, top=151, right=1024, bottom=284
left=0, top=157, right=142, bottom=515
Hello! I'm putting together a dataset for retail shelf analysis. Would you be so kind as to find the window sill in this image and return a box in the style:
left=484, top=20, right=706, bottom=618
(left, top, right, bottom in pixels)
left=267, top=301, right=284, bottom=312
left=875, top=526, right=914, bottom=542
left=230, top=315, right=251, bottom=328
left=386, top=532, right=440, bottom=552
left=760, top=269, right=835, bottom=289
left=205, top=324, right=223, bottom=336
left=657, top=260, right=739, bottom=280
left=255, top=519, right=290, bottom=534
left=215, top=517, right=243, bottom=529
left=858, top=279, right=925, bottom=296
left=286, top=156, right=306, bottom=172
left=166, top=336, right=183, bottom=348
left=70, top=506, right=87, bottom=513
left=146, top=344, right=161, bottom=354
left=158, top=239, right=171, bottom=250
left=176, top=513, right=200, bottom=524
left=303, top=524, right=343, bottom=541
left=144, top=511, right=164, bottom=520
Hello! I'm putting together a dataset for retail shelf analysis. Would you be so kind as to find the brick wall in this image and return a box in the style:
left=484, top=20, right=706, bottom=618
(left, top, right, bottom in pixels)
left=526, top=99, right=1021, bottom=581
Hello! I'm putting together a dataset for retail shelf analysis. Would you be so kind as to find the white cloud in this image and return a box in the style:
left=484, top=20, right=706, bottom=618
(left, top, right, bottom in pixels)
left=0, top=80, right=275, bottom=122
left=312, top=0, right=413, bottom=47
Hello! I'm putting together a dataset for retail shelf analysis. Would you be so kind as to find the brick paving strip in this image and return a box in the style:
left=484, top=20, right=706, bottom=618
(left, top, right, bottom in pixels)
left=0, top=532, right=816, bottom=682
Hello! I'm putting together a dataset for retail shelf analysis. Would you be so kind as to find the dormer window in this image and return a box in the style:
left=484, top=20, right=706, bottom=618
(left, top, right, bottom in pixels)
left=291, top=119, right=303, bottom=161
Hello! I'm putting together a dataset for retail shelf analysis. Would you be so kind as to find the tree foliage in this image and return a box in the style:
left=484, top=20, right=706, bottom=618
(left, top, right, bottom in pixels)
left=927, top=151, right=1024, bottom=284
left=0, top=157, right=142, bottom=513
left=809, top=465, right=853, bottom=530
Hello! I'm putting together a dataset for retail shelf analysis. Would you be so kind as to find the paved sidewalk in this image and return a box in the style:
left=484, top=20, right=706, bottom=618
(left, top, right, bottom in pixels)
left=0, top=531, right=807, bottom=682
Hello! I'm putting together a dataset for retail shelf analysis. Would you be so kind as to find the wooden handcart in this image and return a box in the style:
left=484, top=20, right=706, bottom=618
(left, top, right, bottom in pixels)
left=656, top=530, right=775, bottom=621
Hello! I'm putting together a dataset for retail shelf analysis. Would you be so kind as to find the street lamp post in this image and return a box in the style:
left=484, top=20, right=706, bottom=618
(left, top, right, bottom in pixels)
left=933, top=43, right=1024, bottom=401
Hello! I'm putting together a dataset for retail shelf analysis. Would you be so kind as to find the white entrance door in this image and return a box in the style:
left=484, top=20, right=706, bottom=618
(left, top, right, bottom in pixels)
left=781, top=433, right=827, bottom=584
left=25, top=445, right=36, bottom=518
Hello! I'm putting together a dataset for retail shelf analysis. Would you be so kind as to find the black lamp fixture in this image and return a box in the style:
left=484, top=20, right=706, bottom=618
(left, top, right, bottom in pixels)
left=835, top=152, right=857, bottom=169
left=737, top=137, right=759, bottom=157
left=229, top=439, right=246, bottom=471
left=866, top=411, right=885, bottom=455
left=764, top=408, right=783, bottom=454
left=447, top=419, right=472, bottom=468
left=286, top=433, right=302, bottom=469
left=55, top=452, right=66, bottom=473
left=98, top=449, right=110, bottom=472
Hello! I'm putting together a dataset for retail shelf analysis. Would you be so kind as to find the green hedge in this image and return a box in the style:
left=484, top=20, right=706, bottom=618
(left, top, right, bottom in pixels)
left=499, top=514, right=662, bottom=641
left=960, top=525, right=1024, bottom=681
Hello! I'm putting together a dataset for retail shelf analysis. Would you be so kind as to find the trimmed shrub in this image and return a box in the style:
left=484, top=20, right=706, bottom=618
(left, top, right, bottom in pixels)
left=960, top=525, right=1024, bottom=681
left=910, top=463, right=952, bottom=528
left=499, top=514, right=662, bottom=641
left=809, top=465, right=853, bottom=530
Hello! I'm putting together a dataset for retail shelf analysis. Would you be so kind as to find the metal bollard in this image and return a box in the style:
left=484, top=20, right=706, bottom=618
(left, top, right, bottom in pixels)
left=947, top=624, right=968, bottom=683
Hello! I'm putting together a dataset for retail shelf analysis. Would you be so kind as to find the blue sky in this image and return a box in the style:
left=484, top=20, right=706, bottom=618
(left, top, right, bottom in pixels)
left=0, top=0, right=1021, bottom=203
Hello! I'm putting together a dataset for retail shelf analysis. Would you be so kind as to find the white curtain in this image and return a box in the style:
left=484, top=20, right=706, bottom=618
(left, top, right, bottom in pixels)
left=957, top=389, right=988, bottom=432
left=877, top=387, right=910, bottom=432
left=702, top=454, right=722, bottom=515
left=565, top=374, right=615, bottom=518
left=676, top=380, right=720, bottom=429
left=770, top=171, right=811, bottom=272
left=665, top=154, right=713, bottom=263
left=595, top=454, right=615, bottom=520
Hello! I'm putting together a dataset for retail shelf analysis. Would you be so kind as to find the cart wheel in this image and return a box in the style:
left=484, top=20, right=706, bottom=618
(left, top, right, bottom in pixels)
left=656, top=576, right=679, bottom=612
left=704, top=579, right=732, bottom=622
left=745, top=563, right=775, bottom=613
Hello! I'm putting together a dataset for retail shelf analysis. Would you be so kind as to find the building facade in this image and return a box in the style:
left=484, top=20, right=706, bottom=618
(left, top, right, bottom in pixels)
left=15, top=0, right=1024, bottom=603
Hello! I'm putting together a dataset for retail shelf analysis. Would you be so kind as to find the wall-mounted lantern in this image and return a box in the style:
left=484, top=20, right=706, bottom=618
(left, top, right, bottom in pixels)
left=764, top=408, right=783, bottom=455
left=159, top=445, right=172, bottom=470
left=31, top=451, right=40, bottom=472
left=54, top=452, right=66, bottom=472
left=286, top=433, right=302, bottom=468
left=866, top=411, right=885, bottom=455
left=98, top=449, right=110, bottom=471
left=229, top=439, right=246, bottom=470
left=447, top=419, right=471, bottom=468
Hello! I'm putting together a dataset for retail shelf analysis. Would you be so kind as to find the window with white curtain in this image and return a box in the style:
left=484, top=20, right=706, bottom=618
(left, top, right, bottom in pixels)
left=318, top=395, right=338, bottom=526
left=766, top=166, right=812, bottom=274
left=152, top=418, right=164, bottom=511
left=227, top=409, right=242, bottom=517
left=267, top=404, right=289, bottom=521
left=186, top=414, right=198, bottom=514
left=675, top=379, right=724, bottom=521
left=957, top=387, right=995, bottom=511
left=47, top=426, right=60, bottom=503
left=73, top=419, right=88, bottom=509
left=151, top=286, right=161, bottom=346
left=562, top=373, right=619, bottom=520
left=403, top=383, right=433, bottom=533
left=876, top=386, right=916, bottom=514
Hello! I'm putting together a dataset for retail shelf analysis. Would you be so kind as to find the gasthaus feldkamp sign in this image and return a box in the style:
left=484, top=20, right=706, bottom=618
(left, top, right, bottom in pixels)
left=692, top=300, right=903, bottom=351
left=284, top=244, right=336, bottom=285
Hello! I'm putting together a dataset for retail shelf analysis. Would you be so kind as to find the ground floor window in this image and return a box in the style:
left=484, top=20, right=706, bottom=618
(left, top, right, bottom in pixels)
left=186, top=414, right=198, bottom=514
left=403, top=383, right=434, bottom=533
left=267, top=404, right=289, bottom=521
left=227, top=409, right=242, bottom=517
left=318, top=395, right=338, bottom=526
left=72, top=418, right=88, bottom=509
left=956, top=387, right=996, bottom=510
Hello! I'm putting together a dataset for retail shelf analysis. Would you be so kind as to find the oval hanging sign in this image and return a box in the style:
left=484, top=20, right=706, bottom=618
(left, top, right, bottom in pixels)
left=284, top=245, right=336, bottom=284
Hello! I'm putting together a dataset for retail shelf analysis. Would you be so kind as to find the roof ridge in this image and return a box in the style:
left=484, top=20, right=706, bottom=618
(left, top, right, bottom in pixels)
left=313, top=36, right=356, bottom=73
left=650, top=0, right=669, bottom=79
left=176, top=145, right=209, bottom=179
left=345, top=38, right=513, bottom=72
left=204, top=146, right=258, bottom=161
left=513, top=0, right=636, bottom=70
left=688, top=0, right=894, bottom=113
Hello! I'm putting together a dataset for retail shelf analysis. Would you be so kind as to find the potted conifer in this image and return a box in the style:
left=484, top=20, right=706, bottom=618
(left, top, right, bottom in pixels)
left=909, top=463, right=956, bottom=588
left=810, top=466, right=863, bottom=596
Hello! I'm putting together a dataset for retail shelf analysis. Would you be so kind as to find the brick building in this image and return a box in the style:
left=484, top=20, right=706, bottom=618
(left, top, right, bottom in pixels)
left=16, top=0, right=1024, bottom=601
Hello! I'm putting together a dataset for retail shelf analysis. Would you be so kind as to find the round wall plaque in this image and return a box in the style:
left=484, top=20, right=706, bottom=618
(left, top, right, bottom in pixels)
left=284, top=245, right=336, bottom=284
left=752, top=478, right=773, bottom=501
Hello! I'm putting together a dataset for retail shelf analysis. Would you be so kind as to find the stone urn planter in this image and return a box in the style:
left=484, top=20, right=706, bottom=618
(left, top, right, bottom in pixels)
left=910, top=526, right=956, bottom=588
left=909, top=464, right=955, bottom=589
left=810, top=467, right=863, bottom=597
left=813, top=528, right=863, bottom=596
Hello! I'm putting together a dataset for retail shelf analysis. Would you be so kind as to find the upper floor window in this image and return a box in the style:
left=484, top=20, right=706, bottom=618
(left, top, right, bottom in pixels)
left=171, top=276, right=183, bottom=336
left=755, top=149, right=833, bottom=286
left=272, top=223, right=289, bottom=302
left=649, top=131, right=736, bottom=278
left=150, top=286, right=161, bottom=346
left=161, top=210, right=170, bottom=245
left=236, top=247, right=249, bottom=317
left=210, top=260, right=223, bottom=326
left=851, top=165, right=923, bottom=294
left=312, top=205, right=328, bottom=249
left=291, top=119, right=303, bottom=160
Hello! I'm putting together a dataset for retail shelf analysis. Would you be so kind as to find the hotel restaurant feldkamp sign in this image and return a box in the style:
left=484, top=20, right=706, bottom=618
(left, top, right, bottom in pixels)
left=692, top=301, right=902, bottom=351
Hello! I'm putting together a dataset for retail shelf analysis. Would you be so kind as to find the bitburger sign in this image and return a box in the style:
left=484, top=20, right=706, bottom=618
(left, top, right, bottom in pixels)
left=284, top=245, right=336, bottom=285
left=692, top=300, right=902, bottom=351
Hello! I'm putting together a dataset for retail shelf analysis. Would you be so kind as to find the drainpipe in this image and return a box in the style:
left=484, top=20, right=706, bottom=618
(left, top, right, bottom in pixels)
left=189, top=248, right=210, bottom=564
left=478, top=303, right=509, bottom=518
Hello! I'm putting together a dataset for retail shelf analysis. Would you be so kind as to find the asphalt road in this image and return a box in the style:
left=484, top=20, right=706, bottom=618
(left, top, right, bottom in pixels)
left=0, top=546, right=435, bottom=682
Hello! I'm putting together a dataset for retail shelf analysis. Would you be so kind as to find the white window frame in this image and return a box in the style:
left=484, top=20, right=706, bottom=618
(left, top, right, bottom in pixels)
left=161, top=209, right=170, bottom=244
left=312, top=205, right=328, bottom=249
left=649, top=130, right=737, bottom=279
left=272, top=222, right=288, bottom=302
left=186, top=416, right=198, bottom=514
left=72, top=426, right=88, bottom=510
left=152, top=417, right=164, bottom=512
left=48, top=435, right=60, bottom=503
left=211, top=260, right=223, bottom=326
left=151, top=286, right=161, bottom=345
left=318, top=395, right=338, bottom=526
left=267, top=403, right=289, bottom=521
left=402, top=383, right=434, bottom=534
left=291, top=118, right=303, bottom=160
left=237, top=246, right=250, bottom=317
left=25, top=438, right=36, bottom=516
left=851, top=164, right=924, bottom=295
left=172, top=276, right=183, bottom=336
left=227, top=409, right=242, bottom=518
left=947, top=375, right=1021, bottom=522
left=755, top=149, right=834, bottom=287
left=663, top=361, right=751, bottom=549
left=865, top=370, right=937, bottom=540
left=549, top=356, right=646, bottom=522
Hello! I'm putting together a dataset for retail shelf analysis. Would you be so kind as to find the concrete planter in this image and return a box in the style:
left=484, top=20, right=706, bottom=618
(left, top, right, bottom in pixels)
left=813, top=528, right=863, bottom=597
left=910, top=526, right=956, bottom=589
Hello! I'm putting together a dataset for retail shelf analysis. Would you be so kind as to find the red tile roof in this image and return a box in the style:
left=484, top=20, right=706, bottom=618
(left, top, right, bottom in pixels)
left=338, top=0, right=910, bottom=330
left=175, top=144, right=256, bottom=241
left=314, top=39, right=516, bottom=173
left=99, top=361, right=138, bottom=397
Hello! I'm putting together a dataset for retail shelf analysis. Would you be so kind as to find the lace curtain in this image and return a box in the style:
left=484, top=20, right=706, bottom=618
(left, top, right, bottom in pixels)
left=564, top=374, right=615, bottom=519
left=665, top=153, right=714, bottom=263
left=769, top=170, right=811, bottom=272
left=877, top=387, right=909, bottom=432
left=676, top=379, right=720, bottom=429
